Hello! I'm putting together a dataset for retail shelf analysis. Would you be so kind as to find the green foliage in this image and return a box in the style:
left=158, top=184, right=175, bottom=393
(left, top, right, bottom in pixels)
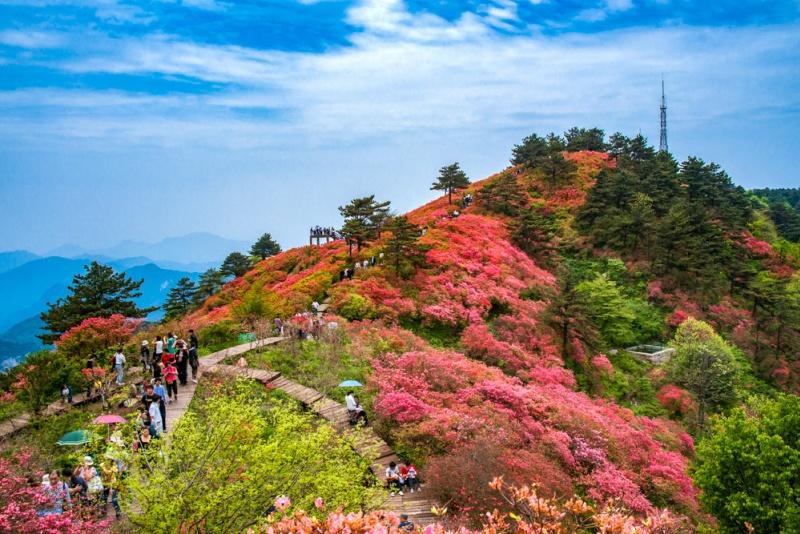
left=337, top=292, right=375, bottom=321
left=508, top=206, right=557, bottom=265
left=515, top=133, right=577, bottom=191
left=163, top=276, right=197, bottom=320
left=10, top=350, right=81, bottom=415
left=564, top=127, right=606, bottom=152
left=232, top=290, right=285, bottom=328
left=431, top=162, right=471, bottom=205
left=39, top=261, right=154, bottom=344
left=197, top=320, right=238, bottom=351
left=475, top=172, right=528, bottom=216
left=667, top=318, right=739, bottom=427
left=125, top=381, right=381, bottom=532
left=694, top=395, right=800, bottom=533
left=339, top=195, right=392, bottom=254
left=382, top=215, right=428, bottom=279
left=194, top=268, right=226, bottom=305
left=220, top=251, right=253, bottom=279
left=250, top=232, right=283, bottom=260
left=576, top=274, right=636, bottom=347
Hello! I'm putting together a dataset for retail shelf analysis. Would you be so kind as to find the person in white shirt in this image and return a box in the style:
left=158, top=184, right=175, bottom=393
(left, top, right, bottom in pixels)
left=113, top=347, right=127, bottom=385
left=385, top=461, right=404, bottom=496
left=148, top=400, right=162, bottom=437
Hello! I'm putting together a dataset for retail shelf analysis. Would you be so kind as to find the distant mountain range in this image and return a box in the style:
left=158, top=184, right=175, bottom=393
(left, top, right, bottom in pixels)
left=0, top=232, right=250, bottom=369
left=44, top=232, right=251, bottom=266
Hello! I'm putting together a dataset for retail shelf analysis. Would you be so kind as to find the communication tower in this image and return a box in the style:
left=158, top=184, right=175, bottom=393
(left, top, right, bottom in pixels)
left=659, top=79, right=668, bottom=153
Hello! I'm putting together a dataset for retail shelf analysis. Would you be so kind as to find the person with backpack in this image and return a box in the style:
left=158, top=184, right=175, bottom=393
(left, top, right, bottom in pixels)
left=112, top=347, right=126, bottom=385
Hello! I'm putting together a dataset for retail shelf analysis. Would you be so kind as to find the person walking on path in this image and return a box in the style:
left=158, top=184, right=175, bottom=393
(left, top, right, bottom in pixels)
left=140, top=340, right=151, bottom=372
left=153, top=379, right=167, bottom=429
left=112, top=347, right=126, bottom=385
left=189, top=329, right=198, bottom=350
left=148, top=399, right=163, bottom=437
left=175, top=344, right=189, bottom=386
left=154, top=335, right=164, bottom=363
left=188, top=346, right=199, bottom=384
left=164, top=361, right=178, bottom=404
left=166, top=332, right=176, bottom=355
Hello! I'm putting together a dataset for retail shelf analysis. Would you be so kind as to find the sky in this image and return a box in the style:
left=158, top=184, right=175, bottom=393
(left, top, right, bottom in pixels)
left=0, top=0, right=798, bottom=254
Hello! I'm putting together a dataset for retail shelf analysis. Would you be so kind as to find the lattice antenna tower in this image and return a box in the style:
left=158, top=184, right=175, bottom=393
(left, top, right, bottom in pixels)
left=659, top=78, right=668, bottom=153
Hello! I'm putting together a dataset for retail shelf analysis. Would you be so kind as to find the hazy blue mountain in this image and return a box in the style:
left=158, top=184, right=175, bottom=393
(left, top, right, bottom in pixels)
left=0, top=250, right=40, bottom=274
left=0, top=316, right=46, bottom=370
left=44, top=232, right=251, bottom=265
left=0, top=259, right=200, bottom=365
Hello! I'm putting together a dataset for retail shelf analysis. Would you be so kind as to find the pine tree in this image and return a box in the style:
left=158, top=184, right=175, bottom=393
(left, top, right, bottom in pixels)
left=382, top=216, right=428, bottom=278
left=220, top=252, right=253, bottom=279
left=39, top=261, right=154, bottom=344
left=475, top=172, right=527, bottom=216
left=508, top=207, right=557, bottom=265
left=250, top=233, right=282, bottom=260
left=431, top=162, right=470, bottom=205
left=564, top=127, right=606, bottom=152
left=338, top=195, right=391, bottom=254
left=163, top=277, right=197, bottom=320
left=193, top=268, right=225, bottom=305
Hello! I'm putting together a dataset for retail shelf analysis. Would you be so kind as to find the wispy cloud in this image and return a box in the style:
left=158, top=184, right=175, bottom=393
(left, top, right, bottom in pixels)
left=0, top=29, right=65, bottom=48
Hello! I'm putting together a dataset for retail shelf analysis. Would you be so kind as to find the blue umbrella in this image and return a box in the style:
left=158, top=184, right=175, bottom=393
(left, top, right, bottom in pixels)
left=338, top=380, right=363, bottom=387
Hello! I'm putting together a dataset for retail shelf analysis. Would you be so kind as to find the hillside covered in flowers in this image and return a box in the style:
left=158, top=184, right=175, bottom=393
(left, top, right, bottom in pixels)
left=178, top=130, right=800, bottom=530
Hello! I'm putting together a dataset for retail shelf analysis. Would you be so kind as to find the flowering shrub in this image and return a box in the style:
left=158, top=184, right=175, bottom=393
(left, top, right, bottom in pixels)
left=656, top=385, right=696, bottom=417
left=252, top=478, right=689, bottom=534
left=0, top=448, right=110, bottom=533
left=56, top=314, right=141, bottom=360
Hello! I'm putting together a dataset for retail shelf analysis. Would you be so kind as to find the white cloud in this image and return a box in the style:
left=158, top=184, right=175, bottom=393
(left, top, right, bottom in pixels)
left=0, top=29, right=64, bottom=48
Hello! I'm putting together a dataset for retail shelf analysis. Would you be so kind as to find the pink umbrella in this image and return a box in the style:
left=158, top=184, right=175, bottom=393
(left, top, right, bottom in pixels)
left=93, top=414, right=127, bottom=425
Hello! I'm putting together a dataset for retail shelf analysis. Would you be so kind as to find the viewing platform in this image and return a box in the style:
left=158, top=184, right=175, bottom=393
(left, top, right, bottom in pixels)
left=310, top=226, right=338, bottom=246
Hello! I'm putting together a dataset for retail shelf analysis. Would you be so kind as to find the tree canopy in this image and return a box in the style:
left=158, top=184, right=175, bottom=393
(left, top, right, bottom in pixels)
left=338, top=195, right=391, bottom=254
left=163, top=277, right=197, bottom=320
left=220, top=252, right=253, bottom=279
left=39, top=261, right=153, bottom=344
left=667, top=318, right=739, bottom=427
left=125, top=381, right=381, bottom=532
left=695, top=395, right=800, bottom=533
left=250, top=232, right=283, bottom=260
left=431, top=162, right=470, bottom=205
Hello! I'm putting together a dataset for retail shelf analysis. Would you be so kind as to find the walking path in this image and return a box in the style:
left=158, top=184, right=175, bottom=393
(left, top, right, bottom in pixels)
left=1, top=318, right=437, bottom=524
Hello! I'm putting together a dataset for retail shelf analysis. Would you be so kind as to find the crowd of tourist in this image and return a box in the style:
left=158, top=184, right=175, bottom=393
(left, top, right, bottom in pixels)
left=310, top=226, right=338, bottom=237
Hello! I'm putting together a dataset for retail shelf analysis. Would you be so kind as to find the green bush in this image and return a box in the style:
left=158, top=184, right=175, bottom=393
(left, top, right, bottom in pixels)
left=198, top=320, right=238, bottom=351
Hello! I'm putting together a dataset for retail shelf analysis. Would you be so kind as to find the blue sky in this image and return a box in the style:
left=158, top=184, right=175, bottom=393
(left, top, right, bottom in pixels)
left=1, top=0, right=798, bottom=254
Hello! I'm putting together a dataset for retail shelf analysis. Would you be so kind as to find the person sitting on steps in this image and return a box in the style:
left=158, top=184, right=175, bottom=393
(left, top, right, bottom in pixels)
left=386, top=461, right=404, bottom=496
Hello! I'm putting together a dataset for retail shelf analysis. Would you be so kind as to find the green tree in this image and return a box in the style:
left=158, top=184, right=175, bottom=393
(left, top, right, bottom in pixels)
left=694, top=395, right=800, bottom=533
left=576, top=274, right=636, bottom=347
left=382, top=215, right=428, bottom=278
left=250, top=232, right=283, bottom=260
left=220, top=252, right=253, bottom=279
left=542, top=266, right=599, bottom=359
left=163, top=277, right=197, bottom=320
left=510, top=133, right=548, bottom=166
left=193, top=268, right=225, bottom=305
left=564, top=127, right=606, bottom=152
left=338, top=195, right=391, bottom=254
left=667, top=318, right=739, bottom=428
left=475, top=172, right=528, bottom=216
left=511, top=133, right=575, bottom=190
left=11, top=350, right=70, bottom=414
left=508, top=206, right=557, bottom=265
left=39, top=261, right=154, bottom=344
left=431, top=162, right=470, bottom=205
left=124, top=382, right=381, bottom=532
